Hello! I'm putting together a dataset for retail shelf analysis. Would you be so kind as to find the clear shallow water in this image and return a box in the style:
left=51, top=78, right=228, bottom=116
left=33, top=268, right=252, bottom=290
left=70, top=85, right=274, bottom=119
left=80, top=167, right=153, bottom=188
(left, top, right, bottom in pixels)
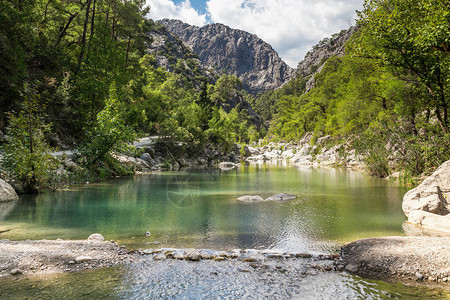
left=1, top=164, right=448, bottom=298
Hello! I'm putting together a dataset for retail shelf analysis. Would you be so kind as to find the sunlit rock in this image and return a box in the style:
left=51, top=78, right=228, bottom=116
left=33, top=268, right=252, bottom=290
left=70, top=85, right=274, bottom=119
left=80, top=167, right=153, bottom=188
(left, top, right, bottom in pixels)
left=0, top=179, right=19, bottom=202
left=88, top=233, right=105, bottom=242
left=403, top=160, right=450, bottom=233
left=75, top=256, right=93, bottom=263
left=218, top=162, right=236, bottom=170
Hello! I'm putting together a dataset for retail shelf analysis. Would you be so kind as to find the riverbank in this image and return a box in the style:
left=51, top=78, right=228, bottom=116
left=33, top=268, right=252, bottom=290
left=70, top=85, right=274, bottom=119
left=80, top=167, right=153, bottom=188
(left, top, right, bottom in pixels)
left=339, top=236, right=450, bottom=287
left=0, top=234, right=135, bottom=278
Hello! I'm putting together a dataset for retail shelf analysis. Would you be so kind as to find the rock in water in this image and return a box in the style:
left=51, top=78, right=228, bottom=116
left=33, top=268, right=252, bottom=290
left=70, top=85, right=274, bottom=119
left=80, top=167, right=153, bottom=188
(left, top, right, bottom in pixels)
left=0, top=179, right=19, bottom=202
left=266, top=193, right=296, bottom=201
left=218, top=162, right=236, bottom=170
left=237, top=195, right=265, bottom=202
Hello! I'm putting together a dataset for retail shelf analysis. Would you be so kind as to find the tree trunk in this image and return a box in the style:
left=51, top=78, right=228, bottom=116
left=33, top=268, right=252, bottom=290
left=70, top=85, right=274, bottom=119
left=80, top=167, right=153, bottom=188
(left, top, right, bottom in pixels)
left=86, top=0, right=96, bottom=62
left=76, top=0, right=92, bottom=74
left=125, top=36, right=132, bottom=64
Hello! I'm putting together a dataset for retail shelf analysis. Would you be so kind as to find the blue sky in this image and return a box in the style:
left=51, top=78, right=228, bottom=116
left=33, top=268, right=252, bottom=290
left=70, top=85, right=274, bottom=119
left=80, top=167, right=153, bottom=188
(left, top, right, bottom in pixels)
left=146, top=0, right=364, bottom=67
left=173, top=0, right=207, bottom=14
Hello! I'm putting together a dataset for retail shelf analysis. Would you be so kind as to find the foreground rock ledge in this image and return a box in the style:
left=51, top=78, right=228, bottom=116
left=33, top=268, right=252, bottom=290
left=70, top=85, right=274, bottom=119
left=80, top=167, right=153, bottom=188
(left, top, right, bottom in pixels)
left=0, top=237, right=133, bottom=278
left=340, top=236, right=450, bottom=286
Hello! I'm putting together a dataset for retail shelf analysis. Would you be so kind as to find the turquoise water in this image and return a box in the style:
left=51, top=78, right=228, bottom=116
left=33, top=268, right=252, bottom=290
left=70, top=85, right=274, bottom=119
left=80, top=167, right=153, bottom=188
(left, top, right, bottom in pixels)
left=0, top=165, right=407, bottom=250
left=1, top=165, right=448, bottom=298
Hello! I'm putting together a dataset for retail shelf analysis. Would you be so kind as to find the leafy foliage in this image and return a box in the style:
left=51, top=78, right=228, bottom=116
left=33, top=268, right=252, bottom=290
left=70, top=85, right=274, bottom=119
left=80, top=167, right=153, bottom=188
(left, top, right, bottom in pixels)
left=0, top=89, right=55, bottom=192
left=264, top=0, right=450, bottom=176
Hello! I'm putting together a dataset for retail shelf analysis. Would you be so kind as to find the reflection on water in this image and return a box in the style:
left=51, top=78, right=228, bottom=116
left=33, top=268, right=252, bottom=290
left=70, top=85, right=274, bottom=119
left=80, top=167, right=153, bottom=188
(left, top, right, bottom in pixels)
left=0, top=165, right=408, bottom=253
left=4, top=165, right=444, bottom=299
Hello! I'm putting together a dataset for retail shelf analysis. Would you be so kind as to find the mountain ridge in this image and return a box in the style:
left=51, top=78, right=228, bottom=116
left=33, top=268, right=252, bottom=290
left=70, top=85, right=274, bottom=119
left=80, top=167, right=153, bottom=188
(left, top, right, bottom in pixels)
left=157, top=19, right=295, bottom=94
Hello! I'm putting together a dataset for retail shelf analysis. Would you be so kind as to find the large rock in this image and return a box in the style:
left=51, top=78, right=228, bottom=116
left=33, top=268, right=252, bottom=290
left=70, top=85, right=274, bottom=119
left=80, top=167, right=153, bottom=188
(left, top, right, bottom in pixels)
left=0, top=179, right=19, bottom=202
left=403, top=160, right=450, bottom=217
left=403, top=160, right=450, bottom=233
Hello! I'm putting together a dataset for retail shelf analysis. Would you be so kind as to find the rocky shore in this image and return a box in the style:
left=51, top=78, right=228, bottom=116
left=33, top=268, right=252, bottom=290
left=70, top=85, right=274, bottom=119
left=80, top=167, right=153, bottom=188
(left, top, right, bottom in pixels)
left=244, top=134, right=364, bottom=169
left=2, top=234, right=449, bottom=291
left=0, top=234, right=135, bottom=278
left=115, top=134, right=364, bottom=172
left=339, top=236, right=450, bottom=287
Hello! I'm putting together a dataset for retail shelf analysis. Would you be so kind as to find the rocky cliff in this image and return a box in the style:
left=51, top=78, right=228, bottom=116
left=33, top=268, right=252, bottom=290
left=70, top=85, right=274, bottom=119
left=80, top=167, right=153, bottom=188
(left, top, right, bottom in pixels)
left=296, top=27, right=357, bottom=91
left=145, top=20, right=217, bottom=87
left=157, top=19, right=295, bottom=94
left=145, top=20, right=259, bottom=124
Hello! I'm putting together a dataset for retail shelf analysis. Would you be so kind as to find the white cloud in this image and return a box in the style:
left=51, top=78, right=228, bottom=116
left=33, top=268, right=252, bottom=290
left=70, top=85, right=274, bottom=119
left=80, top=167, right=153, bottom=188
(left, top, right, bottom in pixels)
left=206, top=0, right=363, bottom=67
left=146, top=0, right=363, bottom=67
left=146, top=0, right=207, bottom=27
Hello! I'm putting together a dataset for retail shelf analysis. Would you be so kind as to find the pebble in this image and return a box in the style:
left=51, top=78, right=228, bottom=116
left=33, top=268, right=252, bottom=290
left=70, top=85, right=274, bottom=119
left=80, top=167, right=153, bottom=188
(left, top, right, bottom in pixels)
left=88, top=234, right=105, bottom=242
left=295, top=253, right=312, bottom=258
left=242, top=257, right=258, bottom=262
left=153, top=254, right=165, bottom=260
left=10, top=268, right=22, bottom=276
left=238, top=268, right=251, bottom=273
left=415, top=272, right=424, bottom=281
left=187, top=250, right=201, bottom=261
left=344, top=264, right=359, bottom=273
left=213, top=257, right=225, bottom=261
left=75, top=256, right=93, bottom=263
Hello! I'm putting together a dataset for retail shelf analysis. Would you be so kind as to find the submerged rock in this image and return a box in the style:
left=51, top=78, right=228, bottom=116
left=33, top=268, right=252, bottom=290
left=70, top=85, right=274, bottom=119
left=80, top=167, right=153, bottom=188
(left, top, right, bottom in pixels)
left=237, top=195, right=265, bottom=202
left=266, top=193, right=296, bottom=201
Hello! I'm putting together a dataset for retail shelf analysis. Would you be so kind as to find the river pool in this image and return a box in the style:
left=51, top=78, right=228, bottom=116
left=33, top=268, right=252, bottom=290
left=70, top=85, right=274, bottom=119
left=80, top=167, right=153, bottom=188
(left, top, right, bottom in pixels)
left=1, top=164, right=449, bottom=299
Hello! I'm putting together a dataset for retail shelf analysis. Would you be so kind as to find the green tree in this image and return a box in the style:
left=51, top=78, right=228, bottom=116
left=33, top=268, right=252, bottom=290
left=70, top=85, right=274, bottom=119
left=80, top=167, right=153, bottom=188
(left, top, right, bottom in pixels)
left=355, top=0, right=450, bottom=133
left=1, top=89, right=54, bottom=192
left=78, top=83, right=136, bottom=167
